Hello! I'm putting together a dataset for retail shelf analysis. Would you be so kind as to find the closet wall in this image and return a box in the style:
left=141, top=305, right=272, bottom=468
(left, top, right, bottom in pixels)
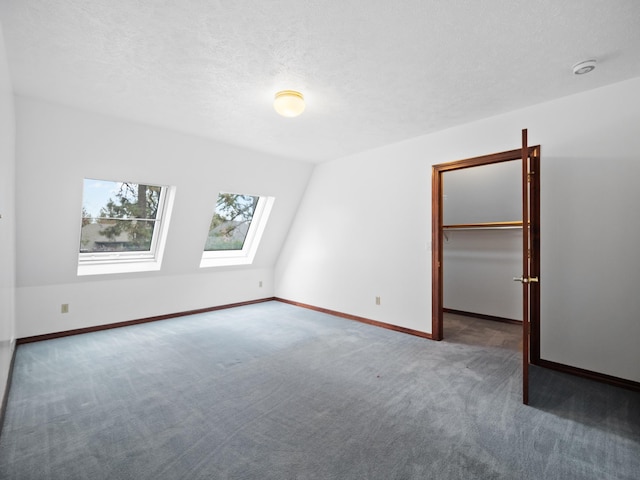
left=0, top=23, right=16, bottom=411
left=443, top=160, right=522, bottom=321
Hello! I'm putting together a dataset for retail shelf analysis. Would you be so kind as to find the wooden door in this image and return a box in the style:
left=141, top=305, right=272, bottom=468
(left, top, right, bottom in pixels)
left=517, top=130, right=540, bottom=405
left=431, top=131, right=541, bottom=405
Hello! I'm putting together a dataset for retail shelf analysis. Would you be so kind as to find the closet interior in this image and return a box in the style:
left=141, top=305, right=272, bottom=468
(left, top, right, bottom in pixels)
left=442, top=160, right=523, bottom=327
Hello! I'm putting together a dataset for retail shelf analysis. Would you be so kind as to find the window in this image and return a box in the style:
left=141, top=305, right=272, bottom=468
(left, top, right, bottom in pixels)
left=78, top=178, right=174, bottom=275
left=200, top=192, right=274, bottom=268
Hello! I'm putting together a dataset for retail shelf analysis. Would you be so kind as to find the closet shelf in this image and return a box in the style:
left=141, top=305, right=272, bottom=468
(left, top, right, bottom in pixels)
left=442, top=221, right=523, bottom=230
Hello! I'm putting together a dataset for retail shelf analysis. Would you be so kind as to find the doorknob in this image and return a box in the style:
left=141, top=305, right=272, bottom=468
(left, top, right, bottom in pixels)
left=513, top=276, right=539, bottom=283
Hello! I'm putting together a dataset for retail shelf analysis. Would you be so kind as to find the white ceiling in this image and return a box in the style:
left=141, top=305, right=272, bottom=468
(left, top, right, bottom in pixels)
left=1, top=0, right=639, bottom=163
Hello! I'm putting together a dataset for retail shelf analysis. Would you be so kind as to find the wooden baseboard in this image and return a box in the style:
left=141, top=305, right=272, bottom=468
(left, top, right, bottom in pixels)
left=443, top=308, right=522, bottom=325
left=0, top=343, right=17, bottom=438
left=275, top=298, right=432, bottom=339
left=17, top=298, right=277, bottom=344
left=537, top=358, right=640, bottom=392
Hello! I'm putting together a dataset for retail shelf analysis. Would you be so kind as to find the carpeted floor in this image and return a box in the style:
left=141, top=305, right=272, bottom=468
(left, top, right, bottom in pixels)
left=0, top=301, right=638, bottom=479
left=443, top=312, right=522, bottom=350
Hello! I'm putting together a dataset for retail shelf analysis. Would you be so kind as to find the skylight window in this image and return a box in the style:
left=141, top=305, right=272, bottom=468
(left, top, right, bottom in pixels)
left=78, top=179, right=174, bottom=275
left=200, top=192, right=274, bottom=268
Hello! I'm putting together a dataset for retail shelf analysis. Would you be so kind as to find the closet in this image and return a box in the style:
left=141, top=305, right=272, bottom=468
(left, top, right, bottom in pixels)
left=432, top=137, right=541, bottom=404
left=442, top=160, right=522, bottom=323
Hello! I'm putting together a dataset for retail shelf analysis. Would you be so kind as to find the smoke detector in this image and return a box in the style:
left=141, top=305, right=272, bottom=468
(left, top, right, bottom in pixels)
left=572, top=60, right=596, bottom=75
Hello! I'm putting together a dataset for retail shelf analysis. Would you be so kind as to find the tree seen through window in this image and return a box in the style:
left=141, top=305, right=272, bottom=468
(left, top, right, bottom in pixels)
left=205, top=193, right=259, bottom=251
left=80, top=180, right=162, bottom=253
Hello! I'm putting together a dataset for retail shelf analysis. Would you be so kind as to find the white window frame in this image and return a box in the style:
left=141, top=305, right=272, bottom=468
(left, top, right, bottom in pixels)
left=200, top=194, right=275, bottom=268
left=77, top=181, right=176, bottom=276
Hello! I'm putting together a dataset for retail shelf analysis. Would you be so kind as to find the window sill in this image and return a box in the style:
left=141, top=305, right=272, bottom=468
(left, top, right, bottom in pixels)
left=77, top=259, right=162, bottom=276
left=199, top=255, right=253, bottom=268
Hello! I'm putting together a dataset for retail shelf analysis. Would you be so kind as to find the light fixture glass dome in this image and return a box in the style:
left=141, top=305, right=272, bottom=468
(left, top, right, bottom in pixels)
left=274, top=90, right=305, bottom=117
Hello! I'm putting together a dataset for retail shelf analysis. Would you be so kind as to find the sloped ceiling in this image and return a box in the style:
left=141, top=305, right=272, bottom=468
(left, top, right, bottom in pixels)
left=1, top=0, right=639, bottom=162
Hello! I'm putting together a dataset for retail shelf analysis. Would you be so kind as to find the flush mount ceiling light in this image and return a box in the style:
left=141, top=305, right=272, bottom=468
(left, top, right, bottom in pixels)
left=572, top=59, right=596, bottom=75
left=274, top=90, right=305, bottom=117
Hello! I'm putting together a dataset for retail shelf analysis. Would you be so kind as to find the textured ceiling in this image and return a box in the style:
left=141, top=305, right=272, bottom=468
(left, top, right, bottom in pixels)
left=1, top=0, right=639, bottom=162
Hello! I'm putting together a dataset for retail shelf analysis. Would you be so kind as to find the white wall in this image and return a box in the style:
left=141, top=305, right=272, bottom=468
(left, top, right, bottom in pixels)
left=0, top=22, right=16, bottom=402
left=443, top=161, right=521, bottom=225
left=275, top=146, right=432, bottom=333
left=276, top=76, right=640, bottom=383
left=443, top=229, right=522, bottom=320
left=15, top=97, right=314, bottom=338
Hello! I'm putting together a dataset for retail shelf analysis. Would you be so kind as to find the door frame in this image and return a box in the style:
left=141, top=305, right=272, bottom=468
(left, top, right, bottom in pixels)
left=431, top=145, right=541, bottom=365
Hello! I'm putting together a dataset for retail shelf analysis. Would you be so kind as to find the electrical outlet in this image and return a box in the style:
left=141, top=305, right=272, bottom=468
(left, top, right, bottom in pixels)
left=61, top=304, right=69, bottom=314
left=259, top=281, right=263, bottom=288
left=375, top=296, right=381, bottom=305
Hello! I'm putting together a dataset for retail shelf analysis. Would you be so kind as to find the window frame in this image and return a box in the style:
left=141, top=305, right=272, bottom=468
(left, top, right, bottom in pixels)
left=200, top=194, right=274, bottom=268
left=77, top=179, right=175, bottom=276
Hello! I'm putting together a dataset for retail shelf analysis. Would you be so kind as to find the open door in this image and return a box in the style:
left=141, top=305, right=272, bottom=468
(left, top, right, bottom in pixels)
left=514, top=129, right=541, bottom=405
left=431, top=131, right=540, bottom=405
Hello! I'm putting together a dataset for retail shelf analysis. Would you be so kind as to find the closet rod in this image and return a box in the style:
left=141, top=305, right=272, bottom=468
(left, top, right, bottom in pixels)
left=442, top=221, right=523, bottom=230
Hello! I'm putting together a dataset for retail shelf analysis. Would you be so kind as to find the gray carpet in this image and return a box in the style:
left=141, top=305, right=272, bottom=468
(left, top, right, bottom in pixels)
left=0, top=301, right=638, bottom=479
